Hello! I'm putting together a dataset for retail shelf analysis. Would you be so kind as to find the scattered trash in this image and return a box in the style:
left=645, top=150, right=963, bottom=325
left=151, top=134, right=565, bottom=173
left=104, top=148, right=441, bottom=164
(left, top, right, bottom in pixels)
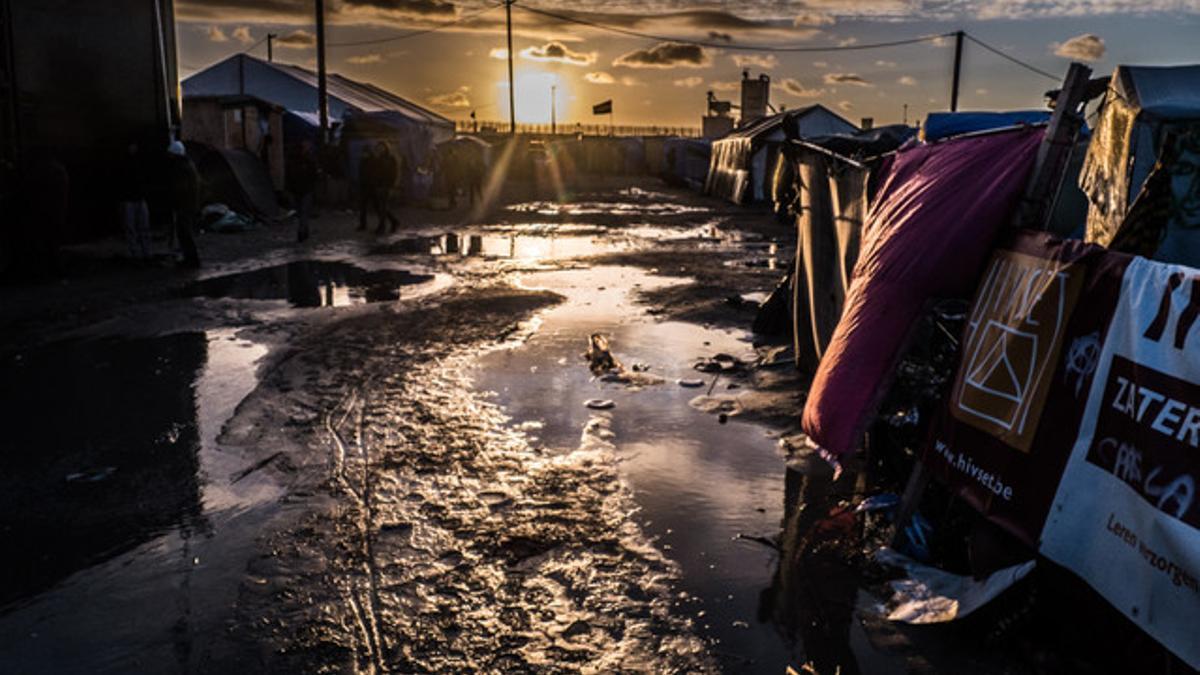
left=875, top=546, right=1036, bottom=624
left=855, top=492, right=901, bottom=514
left=584, top=333, right=621, bottom=374
left=584, top=398, right=615, bottom=410
left=734, top=533, right=780, bottom=551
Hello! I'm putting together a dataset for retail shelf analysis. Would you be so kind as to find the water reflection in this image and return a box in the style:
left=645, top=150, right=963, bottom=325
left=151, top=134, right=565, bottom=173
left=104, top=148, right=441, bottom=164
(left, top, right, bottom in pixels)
left=190, top=260, right=433, bottom=307
left=0, top=333, right=208, bottom=605
left=0, top=331, right=280, bottom=672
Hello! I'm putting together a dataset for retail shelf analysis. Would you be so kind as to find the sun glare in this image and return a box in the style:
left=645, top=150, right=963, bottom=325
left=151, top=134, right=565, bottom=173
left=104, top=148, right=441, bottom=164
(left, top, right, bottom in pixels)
left=498, top=71, right=566, bottom=124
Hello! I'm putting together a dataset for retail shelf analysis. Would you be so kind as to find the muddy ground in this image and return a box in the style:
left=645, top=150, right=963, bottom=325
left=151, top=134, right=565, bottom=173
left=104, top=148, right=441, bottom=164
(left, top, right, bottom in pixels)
left=0, top=178, right=1130, bottom=674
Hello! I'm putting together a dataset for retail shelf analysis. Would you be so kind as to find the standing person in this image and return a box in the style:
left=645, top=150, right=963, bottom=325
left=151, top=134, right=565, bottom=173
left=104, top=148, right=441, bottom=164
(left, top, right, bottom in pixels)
left=373, top=141, right=401, bottom=234
left=356, top=143, right=379, bottom=232
left=118, top=142, right=152, bottom=262
left=288, top=139, right=319, bottom=243
left=164, top=141, right=201, bottom=268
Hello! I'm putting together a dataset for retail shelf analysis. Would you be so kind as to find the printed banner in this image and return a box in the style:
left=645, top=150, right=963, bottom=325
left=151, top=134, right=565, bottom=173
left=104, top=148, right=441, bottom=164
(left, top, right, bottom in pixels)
left=1040, top=257, right=1200, bottom=670
left=923, top=232, right=1128, bottom=546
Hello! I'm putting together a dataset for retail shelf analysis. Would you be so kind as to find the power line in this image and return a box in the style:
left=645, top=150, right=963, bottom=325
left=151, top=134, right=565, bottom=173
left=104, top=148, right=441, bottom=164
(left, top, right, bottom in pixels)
left=964, top=34, right=1061, bottom=82
left=514, top=4, right=954, bottom=53
left=328, top=3, right=503, bottom=48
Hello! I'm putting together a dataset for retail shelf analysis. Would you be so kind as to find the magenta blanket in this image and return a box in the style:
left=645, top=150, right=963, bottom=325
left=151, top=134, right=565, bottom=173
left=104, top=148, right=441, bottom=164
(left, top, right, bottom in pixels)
left=801, top=128, right=1046, bottom=462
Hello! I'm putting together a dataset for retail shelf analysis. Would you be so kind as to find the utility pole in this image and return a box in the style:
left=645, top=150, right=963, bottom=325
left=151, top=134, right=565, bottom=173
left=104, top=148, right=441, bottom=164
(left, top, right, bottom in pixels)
left=950, top=29, right=964, bottom=112
left=550, top=84, right=556, bottom=135
left=505, top=0, right=516, bottom=135
left=902, top=103, right=908, bottom=125
left=267, top=33, right=277, bottom=62
left=315, top=0, right=328, bottom=145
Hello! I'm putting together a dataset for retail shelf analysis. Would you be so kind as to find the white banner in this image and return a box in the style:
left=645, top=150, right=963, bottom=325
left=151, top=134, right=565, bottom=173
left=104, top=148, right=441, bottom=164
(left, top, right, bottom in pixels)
left=1040, top=257, right=1200, bottom=669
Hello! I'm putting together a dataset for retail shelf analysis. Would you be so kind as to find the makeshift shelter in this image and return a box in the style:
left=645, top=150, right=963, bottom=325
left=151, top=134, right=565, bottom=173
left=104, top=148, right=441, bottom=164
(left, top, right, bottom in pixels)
left=189, top=143, right=282, bottom=221
left=182, top=95, right=286, bottom=189
left=1080, top=64, right=1200, bottom=265
left=706, top=106, right=858, bottom=204
left=779, top=126, right=916, bottom=371
left=801, top=127, right=1045, bottom=465
left=185, top=54, right=455, bottom=206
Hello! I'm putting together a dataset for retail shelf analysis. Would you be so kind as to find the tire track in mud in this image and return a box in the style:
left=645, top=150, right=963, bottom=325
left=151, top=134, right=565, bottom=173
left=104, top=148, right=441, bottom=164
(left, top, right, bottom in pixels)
left=224, top=286, right=716, bottom=673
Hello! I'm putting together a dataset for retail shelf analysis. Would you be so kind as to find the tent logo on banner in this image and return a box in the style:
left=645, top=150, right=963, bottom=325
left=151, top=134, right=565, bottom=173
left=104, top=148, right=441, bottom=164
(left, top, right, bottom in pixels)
left=953, top=250, right=1086, bottom=452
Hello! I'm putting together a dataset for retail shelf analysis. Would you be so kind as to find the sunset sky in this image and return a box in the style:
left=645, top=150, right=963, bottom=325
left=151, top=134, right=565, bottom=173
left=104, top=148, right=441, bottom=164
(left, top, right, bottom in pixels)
left=176, top=0, right=1200, bottom=128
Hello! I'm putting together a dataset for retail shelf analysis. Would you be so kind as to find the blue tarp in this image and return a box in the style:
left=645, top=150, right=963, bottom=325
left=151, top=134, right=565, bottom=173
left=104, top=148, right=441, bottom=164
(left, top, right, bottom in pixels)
left=923, top=111, right=1050, bottom=141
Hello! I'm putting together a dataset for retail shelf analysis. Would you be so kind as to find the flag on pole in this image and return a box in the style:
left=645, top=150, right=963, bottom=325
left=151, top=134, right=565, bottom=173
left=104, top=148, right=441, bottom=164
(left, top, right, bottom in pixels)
left=592, top=99, right=613, bottom=115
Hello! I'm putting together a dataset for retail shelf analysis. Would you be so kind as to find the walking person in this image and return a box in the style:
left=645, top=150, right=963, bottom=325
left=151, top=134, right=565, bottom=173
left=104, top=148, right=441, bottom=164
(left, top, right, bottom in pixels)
left=118, top=142, right=152, bottom=262
left=373, top=142, right=401, bottom=234
left=288, top=140, right=319, bottom=243
left=164, top=141, right=201, bottom=268
left=357, top=143, right=379, bottom=232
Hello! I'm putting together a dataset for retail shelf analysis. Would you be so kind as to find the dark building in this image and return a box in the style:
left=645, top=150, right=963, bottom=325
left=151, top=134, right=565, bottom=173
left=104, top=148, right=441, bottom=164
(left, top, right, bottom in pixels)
left=0, top=0, right=179, bottom=252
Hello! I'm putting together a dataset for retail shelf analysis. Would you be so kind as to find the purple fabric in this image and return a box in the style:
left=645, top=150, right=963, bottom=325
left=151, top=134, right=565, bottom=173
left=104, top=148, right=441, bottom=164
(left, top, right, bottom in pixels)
left=802, top=128, right=1045, bottom=462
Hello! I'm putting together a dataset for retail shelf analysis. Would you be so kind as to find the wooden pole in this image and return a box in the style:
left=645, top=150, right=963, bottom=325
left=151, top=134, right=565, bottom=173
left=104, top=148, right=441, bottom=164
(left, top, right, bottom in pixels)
left=505, top=0, right=515, bottom=135
left=950, top=30, right=964, bottom=112
left=550, top=84, right=556, bottom=136
left=315, top=0, right=328, bottom=145
left=1012, top=62, right=1093, bottom=230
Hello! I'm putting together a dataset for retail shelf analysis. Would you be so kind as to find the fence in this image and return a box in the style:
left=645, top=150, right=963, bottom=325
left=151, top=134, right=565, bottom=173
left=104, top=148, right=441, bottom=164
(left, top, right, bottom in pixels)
left=455, top=120, right=702, bottom=138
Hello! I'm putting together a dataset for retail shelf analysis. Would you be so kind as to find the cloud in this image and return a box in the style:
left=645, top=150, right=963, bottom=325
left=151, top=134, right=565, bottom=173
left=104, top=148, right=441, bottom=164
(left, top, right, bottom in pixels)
left=347, top=53, right=383, bottom=64
left=781, top=78, right=824, bottom=98
left=207, top=25, right=229, bottom=42
left=520, top=41, right=596, bottom=66
left=489, top=47, right=508, bottom=59
left=794, top=11, right=835, bottom=26
left=732, top=54, right=779, bottom=69
left=276, top=29, right=316, bottom=49
left=585, top=71, right=615, bottom=84
left=897, top=75, right=918, bottom=85
left=709, top=80, right=740, bottom=92
left=838, top=100, right=854, bottom=112
left=976, top=88, right=989, bottom=95
left=613, top=42, right=710, bottom=69
left=429, top=86, right=470, bottom=109
left=813, top=60, right=828, bottom=68
left=232, top=26, right=254, bottom=44
left=1052, top=33, right=1106, bottom=62
left=341, top=0, right=455, bottom=18
left=673, top=76, right=705, bottom=88
left=837, top=36, right=859, bottom=47
left=824, top=72, right=872, bottom=87
left=875, top=59, right=897, bottom=67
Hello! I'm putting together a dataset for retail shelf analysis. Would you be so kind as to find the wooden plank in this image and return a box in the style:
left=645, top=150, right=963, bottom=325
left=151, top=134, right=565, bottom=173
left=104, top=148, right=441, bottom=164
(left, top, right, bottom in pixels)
left=1012, top=62, right=1093, bottom=230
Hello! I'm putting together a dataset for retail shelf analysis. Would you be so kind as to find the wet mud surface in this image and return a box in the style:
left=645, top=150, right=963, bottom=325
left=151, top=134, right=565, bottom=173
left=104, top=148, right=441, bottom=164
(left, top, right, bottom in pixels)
left=0, top=181, right=992, bottom=673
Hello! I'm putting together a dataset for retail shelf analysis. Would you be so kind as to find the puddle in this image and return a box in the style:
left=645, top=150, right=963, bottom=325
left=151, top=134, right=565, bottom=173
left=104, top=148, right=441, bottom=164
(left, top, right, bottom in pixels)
left=474, top=266, right=811, bottom=669
left=0, top=330, right=284, bottom=671
left=373, top=231, right=634, bottom=261
left=189, top=260, right=435, bottom=307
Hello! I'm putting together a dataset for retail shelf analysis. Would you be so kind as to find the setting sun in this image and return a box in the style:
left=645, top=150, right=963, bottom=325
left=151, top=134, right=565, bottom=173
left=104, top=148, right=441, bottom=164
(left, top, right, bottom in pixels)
left=498, top=71, right=565, bottom=125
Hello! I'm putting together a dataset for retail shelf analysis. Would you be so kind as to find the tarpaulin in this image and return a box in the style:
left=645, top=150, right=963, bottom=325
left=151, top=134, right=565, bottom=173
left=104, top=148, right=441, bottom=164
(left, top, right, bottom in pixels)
left=922, top=111, right=1050, bottom=142
left=791, top=147, right=870, bottom=372
left=923, top=231, right=1130, bottom=546
left=1082, top=65, right=1200, bottom=264
left=1040, top=256, right=1200, bottom=670
left=801, top=128, right=1044, bottom=463
left=1081, top=83, right=1140, bottom=246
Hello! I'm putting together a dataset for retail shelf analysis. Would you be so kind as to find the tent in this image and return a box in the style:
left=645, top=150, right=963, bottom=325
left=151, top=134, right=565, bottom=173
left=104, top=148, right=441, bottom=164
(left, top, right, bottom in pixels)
left=1080, top=64, right=1200, bottom=265
left=706, top=105, right=859, bottom=204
